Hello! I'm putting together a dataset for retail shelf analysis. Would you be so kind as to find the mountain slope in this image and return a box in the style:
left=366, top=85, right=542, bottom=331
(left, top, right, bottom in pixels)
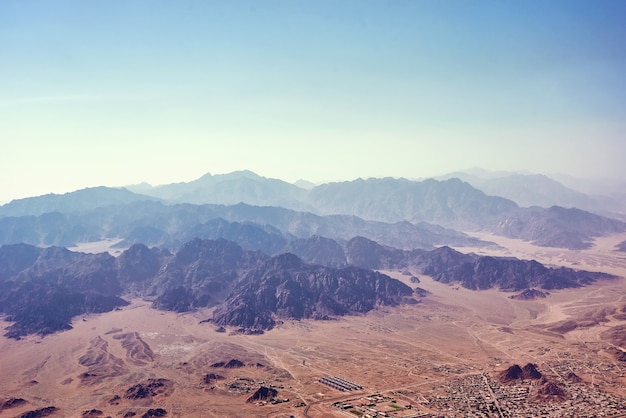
left=212, top=253, right=415, bottom=330
left=0, top=187, right=156, bottom=218
left=127, top=170, right=310, bottom=210
left=0, top=237, right=614, bottom=338
left=494, top=206, right=626, bottom=249
left=0, top=200, right=491, bottom=251
left=306, top=177, right=519, bottom=228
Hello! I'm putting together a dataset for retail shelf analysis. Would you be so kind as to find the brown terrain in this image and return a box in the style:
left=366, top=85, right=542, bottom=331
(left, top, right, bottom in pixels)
left=2, top=233, right=626, bottom=417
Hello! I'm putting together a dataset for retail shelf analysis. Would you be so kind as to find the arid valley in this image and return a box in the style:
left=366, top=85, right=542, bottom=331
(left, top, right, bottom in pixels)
left=5, top=1, right=626, bottom=415
left=2, top=232, right=625, bottom=418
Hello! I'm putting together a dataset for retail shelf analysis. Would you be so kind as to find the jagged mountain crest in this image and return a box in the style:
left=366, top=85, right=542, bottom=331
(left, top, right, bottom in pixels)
left=0, top=236, right=615, bottom=338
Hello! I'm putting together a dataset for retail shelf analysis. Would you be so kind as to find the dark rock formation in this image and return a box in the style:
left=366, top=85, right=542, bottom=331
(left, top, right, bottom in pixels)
left=510, top=288, right=548, bottom=300
left=17, top=407, right=58, bottom=418
left=535, top=379, right=567, bottom=401
left=151, top=238, right=267, bottom=312
left=210, top=359, right=244, bottom=368
left=521, top=363, right=542, bottom=379
left=212, top=253, right=414, bottom=330
left=203, top=373, right=224, bottom=384
left=549, top=320, right=579, bottom=334
left=499, top=363, right=542, bottom=382
left=141, top=409, right=167, bottom=418
left=124, top=379, right=172, bottom=399
left=116, top=244, right=167, bottom=287
left=224, top=359, right=245, bottom=368
left=1, top=397, right=27, bottom=410
left=0, top=245, right=128, bottom=338
left=414, top=287, right=429, bottom=297
left=246, top=386, right=278, bottom=403
left=499, top=364, right=523, bottom=382
left=565, top=371, right=583, bottom=383
left=407, top=246, right=611, bottom=291
left=82, top=409, right=103, bottom=417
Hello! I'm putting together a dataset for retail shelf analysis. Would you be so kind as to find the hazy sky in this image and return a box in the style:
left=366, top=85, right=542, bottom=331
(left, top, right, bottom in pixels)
left=1, top=0, right=625, bottom=201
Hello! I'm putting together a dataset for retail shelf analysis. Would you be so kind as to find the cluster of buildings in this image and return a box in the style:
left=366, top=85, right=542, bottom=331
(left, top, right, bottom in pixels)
left=415, top=371, right=625, bottom=417
left=319, top=375, right=363, bottom=392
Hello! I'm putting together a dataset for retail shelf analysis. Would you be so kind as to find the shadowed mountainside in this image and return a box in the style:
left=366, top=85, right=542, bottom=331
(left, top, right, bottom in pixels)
left=0, top=236, right=614, bottom=338
left=212, top=253, right=414, bottom=330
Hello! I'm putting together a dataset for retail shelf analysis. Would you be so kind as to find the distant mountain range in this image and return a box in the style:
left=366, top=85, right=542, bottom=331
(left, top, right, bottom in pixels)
left=0, top=169, right=622, bottom=342
left=1, top=170, right=624, bottom=250
left=437, top=168, right=626, bottom=219
left=0, top=237, right=612, bottom=338
left=0, top=200, right=490, bottom=251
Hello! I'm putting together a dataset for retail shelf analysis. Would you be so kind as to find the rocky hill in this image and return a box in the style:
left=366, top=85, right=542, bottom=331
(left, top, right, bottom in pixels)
left=212, top=253, right=415, bottom=330
left=0, top=245, right=128, bottom=338
left=509, top=288, right=548, bottom=300
left=494, top=206, right=626, bottom=249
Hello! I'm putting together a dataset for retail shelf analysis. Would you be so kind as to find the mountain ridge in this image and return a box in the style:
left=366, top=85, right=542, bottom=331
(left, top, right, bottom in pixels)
left=0, top=237, right=614, bottom=338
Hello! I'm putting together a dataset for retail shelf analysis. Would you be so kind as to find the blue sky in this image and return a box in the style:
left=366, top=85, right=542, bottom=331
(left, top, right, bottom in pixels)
left=1, top=0, right=625, bottom=201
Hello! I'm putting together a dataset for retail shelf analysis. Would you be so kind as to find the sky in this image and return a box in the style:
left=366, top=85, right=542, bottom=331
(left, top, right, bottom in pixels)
left=1, top=0, right=625, bottom=202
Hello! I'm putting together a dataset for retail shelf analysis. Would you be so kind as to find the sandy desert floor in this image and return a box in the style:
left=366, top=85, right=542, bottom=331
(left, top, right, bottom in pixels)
left=2, top=234, right=626, bottom=417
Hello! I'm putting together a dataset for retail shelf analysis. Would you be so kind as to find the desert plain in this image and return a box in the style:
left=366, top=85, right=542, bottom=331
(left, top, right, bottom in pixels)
left=1, top=233, right=626, bottom=417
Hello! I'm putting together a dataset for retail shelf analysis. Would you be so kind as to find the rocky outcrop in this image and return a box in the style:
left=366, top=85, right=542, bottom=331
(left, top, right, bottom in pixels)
left=534, top=378, right=567, bottom=401
left=499, top=363, right=542, bottom=383
left=565, top=372, right=583, bottom=383
left=17, top=407, right=58, bottom=418
left=141, top=409, right=167, bottom=418
left=211, top=359, right=244, bottom=368
left=203, top=373, right=224, bottom=384
left=499, top=364, right=523, bottom=382
left=521, top=363, right=542, bottom=379
left=408, top=246, right=611, bottom=291
left=510, top=288, right=548, bottom=300
left=0, top=397, right=27, bottom=410
left=246, top=386, right=278, bottom=403
left=124, top=378, right=172, bottom=399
